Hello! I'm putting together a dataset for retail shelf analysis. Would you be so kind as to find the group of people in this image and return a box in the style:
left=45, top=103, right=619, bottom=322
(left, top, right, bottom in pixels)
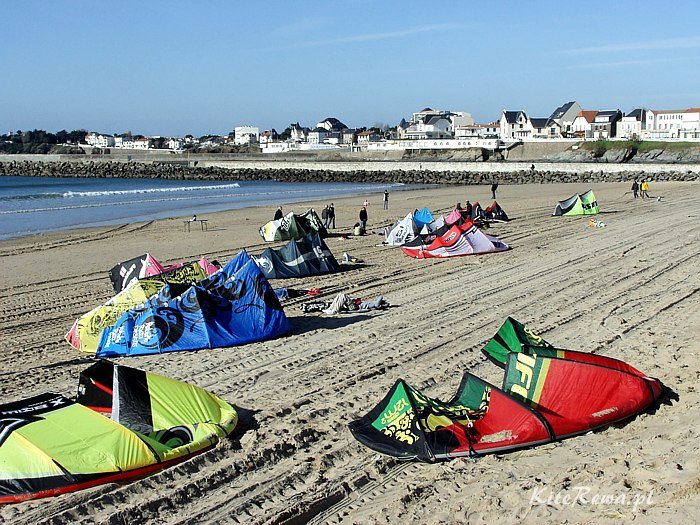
left=631, top=179, right=650, bottom=199
left=273, top=189, right=394, bottom=235
left=321, top=204, right=337, bottom=229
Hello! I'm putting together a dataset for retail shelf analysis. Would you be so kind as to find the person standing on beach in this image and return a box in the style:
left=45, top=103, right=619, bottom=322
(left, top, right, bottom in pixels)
left=274, top=206, right=284, bottom=220
left=464, top=200, right=473, bottom=218
left=631, top=179, right=639, bottom=199
left=383, top=189, right=389, bottom=210
left=329, top=203, right=336, bottom=229
left=641, top=179, right=650, bottom=199
left=359, top=206, right=368, bottom=231
left=322, top=205, right=330, bottom=228
left=491, top=182, right=499, bottom=200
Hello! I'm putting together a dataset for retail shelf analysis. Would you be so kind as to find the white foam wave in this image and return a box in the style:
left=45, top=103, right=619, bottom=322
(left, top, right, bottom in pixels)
left=61, top=183, right=241, bottom=198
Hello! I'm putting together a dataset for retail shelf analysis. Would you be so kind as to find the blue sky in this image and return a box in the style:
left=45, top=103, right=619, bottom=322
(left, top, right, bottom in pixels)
left=2, top=1, right=699, bottom=136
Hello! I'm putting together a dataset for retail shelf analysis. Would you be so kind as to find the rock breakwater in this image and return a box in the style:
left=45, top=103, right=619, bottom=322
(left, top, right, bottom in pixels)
left=0, top=160, right=698, bottom=184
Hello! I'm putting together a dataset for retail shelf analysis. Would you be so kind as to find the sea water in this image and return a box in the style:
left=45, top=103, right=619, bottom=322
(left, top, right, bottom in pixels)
left=0, top=176, right=413, bottom=240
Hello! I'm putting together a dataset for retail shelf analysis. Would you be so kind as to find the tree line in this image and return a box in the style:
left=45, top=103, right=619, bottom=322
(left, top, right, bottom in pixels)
left=0, top=129, right=87, bottom=154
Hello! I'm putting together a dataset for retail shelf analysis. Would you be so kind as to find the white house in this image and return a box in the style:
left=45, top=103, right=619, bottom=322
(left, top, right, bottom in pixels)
left=454, top=122, right=499, bottom=139
left=499, top=111, right=533, bottom=140
left=133, top=137, right=152, bottom=149
left=644, top=108, right=700, bottom=139
left=617, top=109, right=647, bottom=140
left=571, top=111, right=598, bottom=138
left=316, top=117, right=347, bottom=132
left=307, top=127, right=330, bottom=144
left=114, top=136, right=135, bottom=149
left=403, top=115, right=452, bottom=139
left=357, top=130, right=382, bottom=146
left=234, top=125, right=259, bottom=145
left=167, top=138, right=184, bottom=150
left=85, top=132, right=115, bottom=148
left=289, top=123, right=309, bottom=143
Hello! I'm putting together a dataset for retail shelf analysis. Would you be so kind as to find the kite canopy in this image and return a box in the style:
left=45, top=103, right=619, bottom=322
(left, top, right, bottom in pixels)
left=253, top=234, right=340, bottom=279
left=351, top=316, right=663, bottom=461
left=259, top=209, right=326, bottom=242
left=401, top=220, right=509, bottom=258
left=445, top=209, right=465, bottom=225
left=0, top=361, right=236, bottom=503
left=484, top=201, right=510, bottom=222
left=350, top=349, right=662, bottom=462
left=109, top=254, right=219, bottom=293
left=384, top=212, right=419, bottom=246
left=96, top=252, right=292, bottom=357
left=553, top=189, right=599, bottom=216
left=67, top=262, right=208, bottom=354
left=413, top=207, right=435, bottom=230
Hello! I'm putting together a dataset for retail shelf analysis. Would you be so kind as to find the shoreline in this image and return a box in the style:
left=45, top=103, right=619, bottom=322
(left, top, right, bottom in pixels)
left=1, top=181, right=699, bottom=523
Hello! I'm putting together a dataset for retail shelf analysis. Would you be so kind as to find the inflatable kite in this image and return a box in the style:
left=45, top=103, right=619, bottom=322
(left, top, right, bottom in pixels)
left=109, top=254, right=219, bottom=293
left=401, top=220, right=509, bottom=258
left=553, top=189, right=599, bottom=216
left=259, top=209, right=326, bottom=242
left=0, top=361, right=237, bottom=503
left=350, top=317, right=662, bottom=461
left=253, top=234, right=340, bottom=279
left=96, top=251, right=292, bottom=357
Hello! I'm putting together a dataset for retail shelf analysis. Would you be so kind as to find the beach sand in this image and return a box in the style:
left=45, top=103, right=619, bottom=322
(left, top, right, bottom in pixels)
left=1, top=181, right=698, bottom=524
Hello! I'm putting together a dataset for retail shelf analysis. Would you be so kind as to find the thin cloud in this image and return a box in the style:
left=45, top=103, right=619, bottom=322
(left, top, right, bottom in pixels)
left=291, top=24, right=464, bottom=49
left=557, top=36, right=700, bottom=54
left=557, top=55, right=700, bottom=70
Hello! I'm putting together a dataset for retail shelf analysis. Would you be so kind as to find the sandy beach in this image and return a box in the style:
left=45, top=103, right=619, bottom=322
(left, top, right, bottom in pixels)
left=1, top=181, right=698, bottom=524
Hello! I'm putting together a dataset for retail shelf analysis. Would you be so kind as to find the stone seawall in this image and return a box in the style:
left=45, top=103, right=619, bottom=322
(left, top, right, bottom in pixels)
left=1, top=160, right=698, bottom=185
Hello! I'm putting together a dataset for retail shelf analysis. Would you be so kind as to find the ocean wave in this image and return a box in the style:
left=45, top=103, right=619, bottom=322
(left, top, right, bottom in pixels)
left=62, top=183, right=241, bottom=197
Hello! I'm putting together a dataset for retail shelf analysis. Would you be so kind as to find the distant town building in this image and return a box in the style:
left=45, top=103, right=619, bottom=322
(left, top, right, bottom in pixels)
left=454, top=122, right=499, bottom=139
left=133, top=137, right=153, bottom=149
left=530, top=118, right=562, bottom=139
left=308, top=127, right=330, bottom=144
left=234, top=125, right=259, bottom=145
left=450, top=111, right=475, bottom=128
left=114, top=136, right=135, bottom=149
left=617, top=109, right=647, bottom=140
left=316, top=117, right=348, bottom=132
left=499, top=110, right=533, bottom=140
left=289, top=122, right=309, bottom=143
left=85, top=132, right=115, bottom=148
left=259, top=129, right=279, bottom=144
left=571, top=111, right=598, bottom=139
left=644, top=108, right=700, bottom=139
left=549, top=101, right=583, bottom=137
left=591, top=110, right=622, bottom=139
left=357, top=130, right=382, bottom=146
left=167, top=138, right=184, bottom=150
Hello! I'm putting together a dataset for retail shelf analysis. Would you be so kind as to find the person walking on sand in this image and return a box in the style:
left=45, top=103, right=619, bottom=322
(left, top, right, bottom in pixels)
left=329, top=203, right=336, bottom=229
left=383, top=189, right=389, bottom=210
left=491, top=182, right=499, bottom=200
left=631, top=179, right=639, bottom=199
left=641, top=179, right=650, bottom=199
left=274, top=206, right=284, bottom=220
left=321, top=204, right=330, bottom=229
left=359, top=206, right=368, bottom=231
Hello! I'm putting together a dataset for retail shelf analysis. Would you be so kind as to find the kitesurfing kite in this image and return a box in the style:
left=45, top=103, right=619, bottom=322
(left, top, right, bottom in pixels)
left=401, top=220, right=509, bottom=258
left=0, top=361, right=237, bottom=503
left=66, top=262, right=209, bottom=354
left=350, top=317, right=662, bottom=461
left=96, top=251, right=292, bottom=357
left=259, top=209, right=326, bottom=242
left=553, top=189, right=599, bottom=216
left=253, top=234, right=340, bottom=279
left=109, top=254, right=219, bottom=293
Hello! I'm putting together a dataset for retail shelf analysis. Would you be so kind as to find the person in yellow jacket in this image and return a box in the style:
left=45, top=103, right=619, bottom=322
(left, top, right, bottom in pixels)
left=640, top=180, right=650, bottom=199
